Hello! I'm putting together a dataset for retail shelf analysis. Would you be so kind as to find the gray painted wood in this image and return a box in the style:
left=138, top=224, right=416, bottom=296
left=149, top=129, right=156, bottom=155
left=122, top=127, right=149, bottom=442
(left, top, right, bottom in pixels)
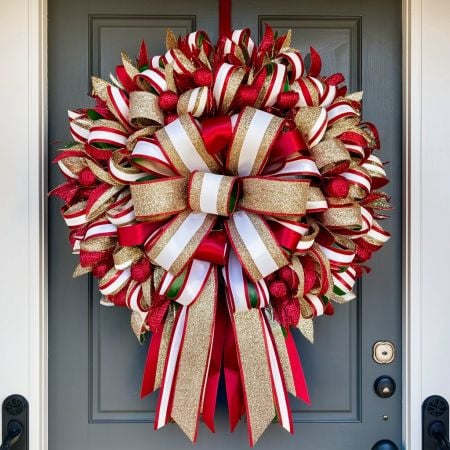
left=48, top=1, right=402, bottom=448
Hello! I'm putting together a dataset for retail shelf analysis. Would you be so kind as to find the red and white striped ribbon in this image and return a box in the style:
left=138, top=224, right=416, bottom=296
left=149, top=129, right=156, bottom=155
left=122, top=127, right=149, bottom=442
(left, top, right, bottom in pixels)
left=341, top=167, right=372, bottom=194
left=131, top=138, right=175, bottom=177
left=84, top=219, right=118, bottom=240
left=107, top=192, right=135, bottom=226
left=265, top=156, right=321, bottom=178
left=276, top=50, right=304, bottom=81
left=125, top=280, right=147, bottom=313
left=106, top=85, right=133, bottom=130
left=327, top=100, right=359, bottom=126
left=332, top=266, right=357, bottom=301
left=99, top=268, right=131, bottom=296
left=260, top=63, right=287, bottom=107
left=87, top=125, right=127, bottom=148
left=63, top=201, right=88, bottom=228
left=108, top=155, right=148, bottom=184
left=213, top=63, right=241, bottom=113
left=231, top=29, right=255, bottom=60
left=134, top=68, right=167, bottom=94
left=317, top=243, right=355, bottom=269
left=68, top=110, right=90, bottom=143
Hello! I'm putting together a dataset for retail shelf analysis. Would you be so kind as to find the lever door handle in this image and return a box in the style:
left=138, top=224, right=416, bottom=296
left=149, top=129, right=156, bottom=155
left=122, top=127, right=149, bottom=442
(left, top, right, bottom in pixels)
left=0, top=420, right=23, bottom=449
left=429, top=421, right=450, bottom=449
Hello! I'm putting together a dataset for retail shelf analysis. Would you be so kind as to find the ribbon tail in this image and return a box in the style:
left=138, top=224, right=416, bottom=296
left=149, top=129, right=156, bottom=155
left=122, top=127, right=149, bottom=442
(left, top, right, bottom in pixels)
left=141, top=326, right=163, bottom=398
left=229, top=306, right=276, bottom=446
left=202, top=294, right=226, bottom=433
left=260, top=311, right=294, bottom=435
left=168, top=268, right=217, bottom=442
left=224, top=304, right=245, bottom=432
left=286, top=329, right=310, bottom=404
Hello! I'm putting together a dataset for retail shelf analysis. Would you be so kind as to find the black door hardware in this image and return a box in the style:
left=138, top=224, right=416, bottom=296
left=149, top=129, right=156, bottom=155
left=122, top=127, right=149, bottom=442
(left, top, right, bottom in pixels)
left=372, top=439, right=399, bottom=450
left=374, top=375, right=396, bottom=398
left=1, top=395, right=28, bottom=450
left=423, top=395, right=450, bottom=449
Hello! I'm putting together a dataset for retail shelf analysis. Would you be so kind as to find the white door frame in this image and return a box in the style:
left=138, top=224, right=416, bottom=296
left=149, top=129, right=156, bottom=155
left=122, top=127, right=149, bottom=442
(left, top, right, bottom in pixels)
left=0, top=0, right=443, bottom=448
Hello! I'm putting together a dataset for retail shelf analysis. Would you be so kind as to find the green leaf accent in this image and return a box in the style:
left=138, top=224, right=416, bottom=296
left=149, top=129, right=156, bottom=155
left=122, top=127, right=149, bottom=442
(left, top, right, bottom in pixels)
left=333, top=285, right=346, bottom=296
left=64, top=141, right=79, bottom=148
left=86, top=109, right=102, bottom=121
left=167, top=271, right=187, bottom=299
left=248, top=282, right=258, bottom=308
left=139, top=64, right=149, bottom=72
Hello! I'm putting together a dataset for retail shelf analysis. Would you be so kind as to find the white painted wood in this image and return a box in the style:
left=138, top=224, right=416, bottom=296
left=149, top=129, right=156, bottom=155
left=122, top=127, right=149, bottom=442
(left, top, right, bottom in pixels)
left=403, top=0, right=450, bottom=448
left=0, top=1, right=47, bottom=449
left=402, top=0, right=423, bottom=447
left=1, top=0, right=449, bottom=448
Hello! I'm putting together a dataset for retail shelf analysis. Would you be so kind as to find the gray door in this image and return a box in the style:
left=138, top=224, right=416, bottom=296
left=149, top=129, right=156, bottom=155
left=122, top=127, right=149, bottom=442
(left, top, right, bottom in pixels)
left=48, top=1, right=402, bottom=448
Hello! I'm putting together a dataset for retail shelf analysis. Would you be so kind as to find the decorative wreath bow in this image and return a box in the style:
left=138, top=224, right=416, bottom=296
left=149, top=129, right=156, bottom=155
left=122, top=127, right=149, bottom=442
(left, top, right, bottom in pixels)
left=51, top=27, right=391, bottom=445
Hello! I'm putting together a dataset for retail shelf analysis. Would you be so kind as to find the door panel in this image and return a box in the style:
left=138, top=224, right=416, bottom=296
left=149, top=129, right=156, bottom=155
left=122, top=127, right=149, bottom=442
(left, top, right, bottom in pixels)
left=48, top=1, right=402, bottom=448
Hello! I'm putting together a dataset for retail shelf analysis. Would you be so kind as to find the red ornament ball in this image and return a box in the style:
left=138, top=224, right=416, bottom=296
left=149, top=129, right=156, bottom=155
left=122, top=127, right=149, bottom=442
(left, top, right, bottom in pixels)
left=131, top=258, right=152, bottom=283
left=193, top=68, right=213, bottom=86
left=78, top=167, right=97, bottom=186
left=158, top=91, right=179, bottom=112
left=269, top=280, right=289, bottom=299
left=324, top=177, right=350, bottom=198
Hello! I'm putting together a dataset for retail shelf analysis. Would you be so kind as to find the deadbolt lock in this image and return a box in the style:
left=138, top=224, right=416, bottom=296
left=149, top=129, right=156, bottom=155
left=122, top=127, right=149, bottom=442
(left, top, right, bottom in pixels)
left=373, top=341, right=395, bottom=364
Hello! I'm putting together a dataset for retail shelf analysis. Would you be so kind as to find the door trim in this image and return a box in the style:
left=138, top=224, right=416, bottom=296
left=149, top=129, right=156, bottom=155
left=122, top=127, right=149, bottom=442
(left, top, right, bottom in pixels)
left=0, top=0, right=424, bottom=448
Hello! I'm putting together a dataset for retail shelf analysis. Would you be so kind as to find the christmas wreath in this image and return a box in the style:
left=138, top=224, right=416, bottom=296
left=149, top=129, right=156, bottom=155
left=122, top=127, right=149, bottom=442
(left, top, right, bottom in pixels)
left=51, top=26, right=391, bottom=445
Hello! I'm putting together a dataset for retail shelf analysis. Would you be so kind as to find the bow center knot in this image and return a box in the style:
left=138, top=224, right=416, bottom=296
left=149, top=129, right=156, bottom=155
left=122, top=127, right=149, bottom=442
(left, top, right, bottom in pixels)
left=187, top=171, right=239, bottom=217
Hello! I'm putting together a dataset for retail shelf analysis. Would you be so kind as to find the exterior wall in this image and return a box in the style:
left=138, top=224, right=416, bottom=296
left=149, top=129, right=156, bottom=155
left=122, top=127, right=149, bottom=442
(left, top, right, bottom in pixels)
left=1, top=0, right=450, bottom=448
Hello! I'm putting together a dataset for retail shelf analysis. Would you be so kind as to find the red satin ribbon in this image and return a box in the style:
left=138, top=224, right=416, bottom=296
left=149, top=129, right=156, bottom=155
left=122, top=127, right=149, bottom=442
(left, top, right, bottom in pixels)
left=269, top=221, right=302, bottom=250
left=194, top=230, right=228, bottom=265
left=201, top=116, right=233, bottom=155
left=219, top=0, right=232, bottom=38
left=224, top=314, right=245, bottom=431
left=118, top=221, right=164, bottom=247
left=202, top=297, right=226, bottom=432
left=285, top=330, right=310, bottom=404
left=201, top=117, right=308, bottom=164
left=270, top=129, right=308, bottom=161
left=141, top=324, right=164, bottom=398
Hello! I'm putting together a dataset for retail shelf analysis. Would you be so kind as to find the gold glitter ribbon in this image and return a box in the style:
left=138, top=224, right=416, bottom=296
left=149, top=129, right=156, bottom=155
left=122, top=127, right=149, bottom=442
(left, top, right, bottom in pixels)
left=129, top=91, right=164, bottom=127
left=129, top=177, right=187, bottom=220
left=227, top=107, right=283, bottom=176
left=309, top=138, right=351, bottom=175
left=318, top=198, right=362, bottom=230
left=170, top=268, right=217, bottom=441
left=240, top=177, right=310, bottom=217
left=232, top=309, right=276, bottom=445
